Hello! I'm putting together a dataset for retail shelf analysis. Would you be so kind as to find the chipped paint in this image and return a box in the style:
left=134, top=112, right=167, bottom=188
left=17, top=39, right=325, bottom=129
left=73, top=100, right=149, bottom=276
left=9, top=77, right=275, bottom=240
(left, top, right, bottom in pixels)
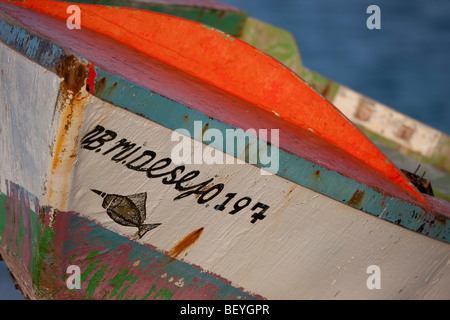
left=0, top=181, right=57, bottom=299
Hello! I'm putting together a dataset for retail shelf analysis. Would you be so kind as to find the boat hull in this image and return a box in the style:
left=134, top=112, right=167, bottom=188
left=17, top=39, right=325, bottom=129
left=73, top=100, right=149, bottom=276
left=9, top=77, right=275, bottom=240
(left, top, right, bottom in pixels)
left=1, top=1, right=450, bottom=300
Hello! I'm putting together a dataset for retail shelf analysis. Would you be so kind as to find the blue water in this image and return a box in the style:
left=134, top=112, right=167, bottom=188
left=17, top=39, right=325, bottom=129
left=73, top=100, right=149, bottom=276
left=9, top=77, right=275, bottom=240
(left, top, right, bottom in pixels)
left=0, top=261, right=25, bottom=299
left=1, top=0, right=449, bottom=300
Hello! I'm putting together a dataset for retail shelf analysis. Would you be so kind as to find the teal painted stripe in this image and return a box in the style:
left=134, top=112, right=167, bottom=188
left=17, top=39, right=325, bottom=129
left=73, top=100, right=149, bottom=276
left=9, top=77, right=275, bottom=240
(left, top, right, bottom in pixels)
left=0, top=17, right=448, bottom=243
left=0, top=19, right=65, bottom=70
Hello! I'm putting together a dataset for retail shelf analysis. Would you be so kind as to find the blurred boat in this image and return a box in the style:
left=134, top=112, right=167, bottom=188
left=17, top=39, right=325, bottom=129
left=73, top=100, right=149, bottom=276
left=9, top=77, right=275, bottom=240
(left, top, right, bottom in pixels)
left=0, top=0, right=449, bottom=300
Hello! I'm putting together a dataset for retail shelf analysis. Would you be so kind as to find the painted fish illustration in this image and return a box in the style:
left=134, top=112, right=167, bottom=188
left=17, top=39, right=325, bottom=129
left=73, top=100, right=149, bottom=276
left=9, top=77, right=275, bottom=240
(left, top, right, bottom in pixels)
left=91, top=189, right=161, bottom=238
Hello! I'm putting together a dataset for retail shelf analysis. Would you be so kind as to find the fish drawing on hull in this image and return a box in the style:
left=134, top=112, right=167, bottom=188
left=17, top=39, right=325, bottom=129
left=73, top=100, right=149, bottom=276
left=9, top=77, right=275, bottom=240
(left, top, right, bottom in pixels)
left=91, top=189, right=161, bottom=238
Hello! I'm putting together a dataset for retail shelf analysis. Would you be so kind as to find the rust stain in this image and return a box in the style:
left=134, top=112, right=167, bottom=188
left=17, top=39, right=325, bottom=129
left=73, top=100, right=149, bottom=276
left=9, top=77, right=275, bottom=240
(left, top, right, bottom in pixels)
left=169, top=227, right=204, bottom=259
left=321, top=80, right=332, bottom=98
left=94, top=77, right=106, bottom=93
left=46, top=55, right=89, bottom=210
left=218, top=10, right=226, bottom=20
left=313, top=169, right=320, bottom=180
left=396, top=125, right=415, bottom=142
left=244, top=142, right=251, bottom=159
left=57, top=55, right=87, bottom=94
left=348, top=189, right=365, bottom=207
left=287, top=185, right=295, bottom=196
left=202, top=122, right=210, bottom=137
left=194, top=183, right=213, bottom=199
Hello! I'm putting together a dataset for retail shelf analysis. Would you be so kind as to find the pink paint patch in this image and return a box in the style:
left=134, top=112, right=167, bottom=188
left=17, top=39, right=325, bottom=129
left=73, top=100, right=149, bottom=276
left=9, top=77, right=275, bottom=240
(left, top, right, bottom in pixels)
left=2, top=180, right=39, bottom=269
left=48, top=211, right=262, bottom=300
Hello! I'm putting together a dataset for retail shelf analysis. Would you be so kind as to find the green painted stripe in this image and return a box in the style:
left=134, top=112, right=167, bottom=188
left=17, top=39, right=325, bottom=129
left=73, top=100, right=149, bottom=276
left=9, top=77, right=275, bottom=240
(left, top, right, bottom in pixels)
left=0, top=190, right=57, bottom=298
left=297, top=67, right=340, bottom=102
left=55, top=0, right=248, bottom=36
left=238, top=17, right=302, bottom=73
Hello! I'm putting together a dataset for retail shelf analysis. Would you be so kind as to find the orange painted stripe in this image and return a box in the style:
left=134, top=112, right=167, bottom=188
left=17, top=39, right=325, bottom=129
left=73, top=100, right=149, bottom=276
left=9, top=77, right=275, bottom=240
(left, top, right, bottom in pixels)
left=6, top=0, right=427, bottom=206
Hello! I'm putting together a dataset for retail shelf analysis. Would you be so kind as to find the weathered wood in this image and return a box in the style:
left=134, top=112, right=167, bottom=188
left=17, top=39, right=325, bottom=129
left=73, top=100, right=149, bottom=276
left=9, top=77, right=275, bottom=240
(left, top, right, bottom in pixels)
left=0, top=1, right=449, bottom=301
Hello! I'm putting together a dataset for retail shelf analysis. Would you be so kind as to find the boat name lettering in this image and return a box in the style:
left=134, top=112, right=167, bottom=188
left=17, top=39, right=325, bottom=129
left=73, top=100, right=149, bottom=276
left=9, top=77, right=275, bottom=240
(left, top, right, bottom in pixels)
left=80, top=125, right=270, bottom=223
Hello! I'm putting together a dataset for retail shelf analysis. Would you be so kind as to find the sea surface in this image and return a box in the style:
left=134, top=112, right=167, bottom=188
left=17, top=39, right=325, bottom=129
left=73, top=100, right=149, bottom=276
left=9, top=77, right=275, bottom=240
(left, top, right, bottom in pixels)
left=1, top=0, right=449, bottom=299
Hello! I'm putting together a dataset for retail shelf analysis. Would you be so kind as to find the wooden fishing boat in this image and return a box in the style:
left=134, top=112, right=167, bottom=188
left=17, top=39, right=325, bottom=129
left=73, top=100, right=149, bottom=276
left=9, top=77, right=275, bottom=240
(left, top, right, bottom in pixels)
left=0, top=0, right=449, bottom=300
